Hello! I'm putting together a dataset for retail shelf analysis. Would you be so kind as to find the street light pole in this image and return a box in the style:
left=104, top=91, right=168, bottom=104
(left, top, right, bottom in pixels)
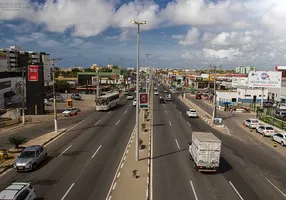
left=21, top=67, right=25, bottom=124
left=145, top=53, right=150, bottom=90
left=51, top=57, right=62, bottom=133
left=97, top=68, right=100, bottom=98
left=132, top=20, right=146, bottom=162
left=212, top=65, right=217, bottom=123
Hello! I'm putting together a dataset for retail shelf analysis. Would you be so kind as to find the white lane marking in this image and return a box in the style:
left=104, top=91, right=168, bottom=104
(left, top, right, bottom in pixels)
left=130, top=104, right=132, bottom=106
left=94, top=120, right=101, bottom=126
left=92, top=145, right=102, bottom=159
left=264, top=177, right=286, bottom=198
left=163, top=104, right=165, bottom=107
left=108, top=111, right=111, bottom=114
left=187, top=122, right=191, bottom=127
left=169, top=121, right=172, bottom=126
left=112, top=182, right=117, bottom=190
left=58, top=145, right=72, bottom=157
left=105, top=127, right=136, bottom=200
left=229, top=181, right=244, bottom=200
left=165, top=110, right=168, bottom=114
left=116, top=120, right=120, bottom=125
left=151, top=92, right=154, bottom=200
left=190, top=180, right=199, bottom=200
left=179, top=111, right=182, bottom=115
left=61, top=183, right=75, bottom=200
left=117, top=172, right=121, bottom=178
left=108, top=196, right=112, bottom=200
left=175, top=139, right=180, bottom=149
left=124, top=110, right=127, bottom=114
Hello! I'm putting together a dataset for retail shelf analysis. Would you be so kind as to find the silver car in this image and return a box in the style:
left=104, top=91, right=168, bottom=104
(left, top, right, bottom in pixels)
left=14, top=145, right=47, bottom=172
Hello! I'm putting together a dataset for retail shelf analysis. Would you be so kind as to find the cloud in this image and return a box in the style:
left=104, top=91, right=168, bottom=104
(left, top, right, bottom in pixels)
left=172, top=34, right=184, bottom=39
left=179, top=27, right=200, bottom=45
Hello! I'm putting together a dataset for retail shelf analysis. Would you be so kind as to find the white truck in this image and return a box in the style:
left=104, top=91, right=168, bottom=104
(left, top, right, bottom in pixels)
left=188, top=132, right=221, bottom=172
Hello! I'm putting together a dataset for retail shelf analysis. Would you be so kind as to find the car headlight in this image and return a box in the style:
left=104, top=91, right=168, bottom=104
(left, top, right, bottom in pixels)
left=26, top=161, right=32, bottom=167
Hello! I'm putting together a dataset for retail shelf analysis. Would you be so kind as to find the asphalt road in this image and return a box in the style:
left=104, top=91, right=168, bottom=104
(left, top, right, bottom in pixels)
left=152, top=85, right=286, bottom=200
left=0, top=97, right=136, bottom=200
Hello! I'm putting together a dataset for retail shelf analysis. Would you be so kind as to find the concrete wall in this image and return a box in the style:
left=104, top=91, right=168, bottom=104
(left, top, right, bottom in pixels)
left=268, top=86, right=286, bottom=103
left=237, top=88, right=268, bottom=103
left=216, top=91, right=237, bottom=105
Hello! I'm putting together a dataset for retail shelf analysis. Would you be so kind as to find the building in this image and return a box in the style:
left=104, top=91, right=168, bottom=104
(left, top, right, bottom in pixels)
left=268, top=81, right=286, bottom=103
left=275, top=66, right=286, bottom=78
left=235, top=66, right=257, bottom=74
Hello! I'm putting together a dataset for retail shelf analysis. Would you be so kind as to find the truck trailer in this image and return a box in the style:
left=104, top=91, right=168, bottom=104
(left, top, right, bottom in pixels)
left=189, top=132, right=221, bottom=172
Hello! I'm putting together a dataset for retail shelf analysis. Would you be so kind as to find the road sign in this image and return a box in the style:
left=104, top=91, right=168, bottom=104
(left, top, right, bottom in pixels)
left=139, top=93, right=149, bottom=109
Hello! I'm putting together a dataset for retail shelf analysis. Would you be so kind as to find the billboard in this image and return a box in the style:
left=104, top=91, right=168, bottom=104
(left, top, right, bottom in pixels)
left=0, top=51, right=8, bottom=72
left=139, top=93, right=149, bottom=109
left=42, top=54, right=51, bottom=85
left=232, top=77, right=248, bottom=87
left=248, top=71, right=282, bottom=88
left=28, top=65, right=39, bottom=81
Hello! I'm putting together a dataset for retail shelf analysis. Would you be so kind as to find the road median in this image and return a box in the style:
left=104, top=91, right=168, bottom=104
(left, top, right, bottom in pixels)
left=107, top=92, right=152, bottom=200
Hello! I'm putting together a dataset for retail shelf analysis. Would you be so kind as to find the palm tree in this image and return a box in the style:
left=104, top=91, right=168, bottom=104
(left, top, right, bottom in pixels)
left=8, top=136, right=27, bottom=149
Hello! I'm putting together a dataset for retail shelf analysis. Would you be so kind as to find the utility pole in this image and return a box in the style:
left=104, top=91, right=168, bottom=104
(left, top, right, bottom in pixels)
left=145, top=53, right=150, bottom=90
left=132, top=20, right=146, bottom=161
left=96, top=68, right=100, bottom=98
left=208, top=65, right=211, bottom=91
left=21, top=66, right=26, bottom=124
left=51, top=57, right=62, bottom=133
left=212, top=65, right=217, bottom=124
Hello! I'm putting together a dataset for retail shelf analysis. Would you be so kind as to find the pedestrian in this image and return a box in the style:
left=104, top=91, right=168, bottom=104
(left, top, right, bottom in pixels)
left=232, top=107, right=236, bottom=116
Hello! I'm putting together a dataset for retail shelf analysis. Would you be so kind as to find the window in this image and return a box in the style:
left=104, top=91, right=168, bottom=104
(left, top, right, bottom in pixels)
left=36, top=150, right=40, bottom=156
left=16, top=189, right=30, bottom=200
left=39, top=147, right=44, bottom=152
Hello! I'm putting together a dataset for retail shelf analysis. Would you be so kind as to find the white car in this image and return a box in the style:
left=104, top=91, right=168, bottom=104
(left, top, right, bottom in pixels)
left=62, top=107, right=78, bottom=117
left=256, top=125, right=275, bottom=136
left=0, top=182, right=36, bottom=200
left=154, top=91, right=159, bottom=95
left=127, top=94, right=134, bottom=100
left=186, top=109, right=198, bottom=118
left=133, top=99, right=136, bottom=106
left=243, top=118, right=260, bottom=128
left=272, top=133, right=286, bottom=146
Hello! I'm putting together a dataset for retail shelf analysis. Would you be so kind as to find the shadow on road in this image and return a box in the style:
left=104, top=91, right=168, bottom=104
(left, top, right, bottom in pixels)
left=153, top=123, right=167, bottom=127
left=152, top=148, right=188, bottom=160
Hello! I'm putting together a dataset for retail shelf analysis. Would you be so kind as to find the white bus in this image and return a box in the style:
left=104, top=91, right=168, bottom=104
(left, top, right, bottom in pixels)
left=95, top=92, right=120, bottom=111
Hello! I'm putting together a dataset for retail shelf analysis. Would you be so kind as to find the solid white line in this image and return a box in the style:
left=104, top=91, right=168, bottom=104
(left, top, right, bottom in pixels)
left=116, top=120, right=120, bottom=125
left=117, top=172, right=121, bottom=178
left=112, top=182, right=117, bottom=190
left=265, top=177, right=286, bottom=198
left=175, top=139, right=180, bottom=149
left=94, top=120, right=101, bottom=126
left=58, top=145, right=72, bottom=157
left=124, top=110, right=127, bottom=114
left=169, top=121, right=172, bottom=126
left=190, top=180, right=199, bottom=200
left=165, top=110, right=168, bottom=114
left=187, top=122, right=191, bottom=127
left=150, top=90, right=154, bottom=200
left=61, top=183, right=75, bottom=200
left=92, top=145, right=102, bottom=158
left=108, top=196, right=112, bottom=200
left=105, top=128, right=136, bottom=200
left=229, top=181, right=244, bottom=200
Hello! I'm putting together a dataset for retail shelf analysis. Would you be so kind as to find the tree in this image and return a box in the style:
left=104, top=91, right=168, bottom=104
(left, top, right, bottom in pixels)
left=55, top=80, right=71, bottom=93
left=113, top=65, right=119, bottom=69
left=84, top=68, right=93, bottom=72
left=8, top=136, right=27, bottom=149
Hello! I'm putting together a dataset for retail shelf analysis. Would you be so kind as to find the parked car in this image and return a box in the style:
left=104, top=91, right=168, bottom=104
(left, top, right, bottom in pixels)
left=0, top=182, right=36, bottom=200
left=272, top=132, right=286, bottom=146
left=165, top=94, right=171, bottom=101
left=124, top=91, right=129, bottom=95
left=44, top=99, right=50, bottom=106
left=243, top=118, right=260, bottom=128
left=256, top=125, right=275, bottom=136
left=133, top=99, right=136, bottom=106
left=159, top=96, right=165, bottom=104
left=186, top=109, right=198, bottom=118
left=49, top=95, right=63, bottom=102
left=71, top=93, right=82, bottom=100
left=127, top=93, right=134, bottom=100
left=14, top=145, right=47, bottom=172
left=195, top=93, right=202, bottom=99
left=62, top=107, right=78, bottom=117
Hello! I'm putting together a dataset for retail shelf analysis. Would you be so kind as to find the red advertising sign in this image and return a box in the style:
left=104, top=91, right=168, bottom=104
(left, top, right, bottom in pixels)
left=28, top=65, right=39, bottom=81
left=140, top=93, right=148, bottom=104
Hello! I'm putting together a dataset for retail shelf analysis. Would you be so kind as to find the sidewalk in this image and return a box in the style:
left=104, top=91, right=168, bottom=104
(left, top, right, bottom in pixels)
left=107, top=91, right=152, bottom=200
left=0, top=128, right=67, bottom=174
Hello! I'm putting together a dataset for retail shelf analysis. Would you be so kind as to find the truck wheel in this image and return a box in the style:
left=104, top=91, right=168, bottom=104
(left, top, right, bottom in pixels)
left=193, top=164, right=198, bottom=171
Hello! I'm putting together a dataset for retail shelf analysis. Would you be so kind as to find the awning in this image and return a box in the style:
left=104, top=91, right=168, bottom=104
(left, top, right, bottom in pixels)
left=4, top=91, right=15, bottom=98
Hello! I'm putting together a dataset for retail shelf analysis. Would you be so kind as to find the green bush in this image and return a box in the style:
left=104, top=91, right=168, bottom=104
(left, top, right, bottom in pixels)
left=8, top=136, right=27, bottom=149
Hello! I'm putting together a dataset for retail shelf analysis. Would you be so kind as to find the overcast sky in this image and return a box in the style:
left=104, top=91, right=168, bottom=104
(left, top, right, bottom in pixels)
left=0, top=0, right=285, bottom=70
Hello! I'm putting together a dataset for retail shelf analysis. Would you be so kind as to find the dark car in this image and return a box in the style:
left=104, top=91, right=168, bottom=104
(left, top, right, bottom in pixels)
left=159, top=96, right=165, bottom=104
left=195, top=93, right=202, bottom=99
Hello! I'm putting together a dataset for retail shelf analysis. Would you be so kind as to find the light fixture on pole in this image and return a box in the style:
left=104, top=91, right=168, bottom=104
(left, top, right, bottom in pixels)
left=131, top=20, right=146, bottom=162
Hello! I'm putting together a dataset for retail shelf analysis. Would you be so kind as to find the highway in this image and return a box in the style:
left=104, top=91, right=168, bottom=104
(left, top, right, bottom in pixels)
left=152, top=85, right=286, bottom=200
left=0, top=97, right=136, bottom=200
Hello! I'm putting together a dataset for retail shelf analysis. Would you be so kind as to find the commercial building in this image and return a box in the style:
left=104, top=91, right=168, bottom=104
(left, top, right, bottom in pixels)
left=268, top=81, right=286, bottom=103
left=275, top=66, right=286, bottom=78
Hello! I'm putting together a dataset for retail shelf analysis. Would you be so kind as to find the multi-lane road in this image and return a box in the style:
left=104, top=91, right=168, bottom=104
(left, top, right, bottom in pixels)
left=0, top=98, right=136, bottom=200
left=152, top=85, right=286, bottom=200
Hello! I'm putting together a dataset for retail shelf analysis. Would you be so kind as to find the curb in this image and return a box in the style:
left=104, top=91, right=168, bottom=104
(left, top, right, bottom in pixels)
left=42, top=128, right=67, bottom=146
